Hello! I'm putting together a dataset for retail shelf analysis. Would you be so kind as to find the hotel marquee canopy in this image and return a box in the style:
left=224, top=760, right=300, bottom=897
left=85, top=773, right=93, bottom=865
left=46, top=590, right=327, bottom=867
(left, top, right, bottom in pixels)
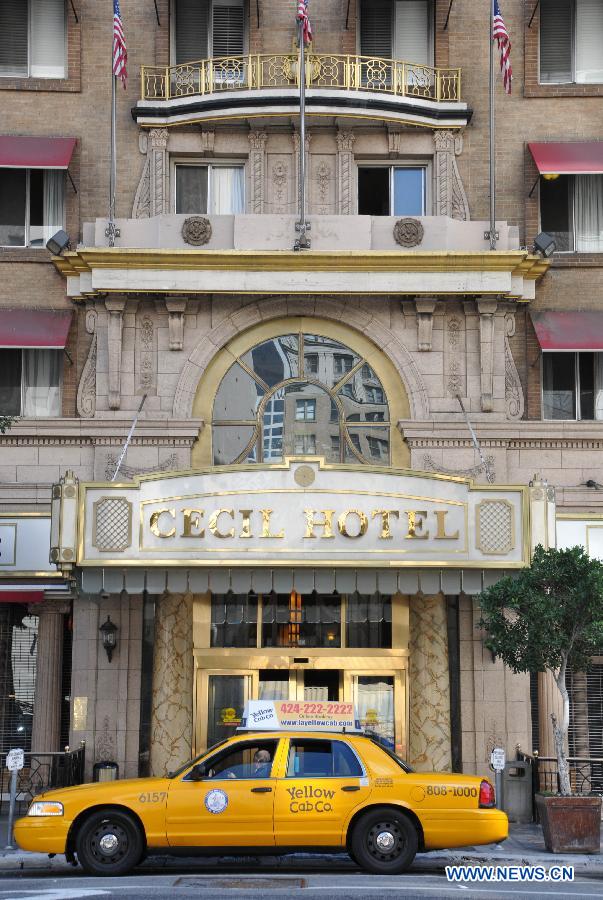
left=50, top=460, right=530, bottom=597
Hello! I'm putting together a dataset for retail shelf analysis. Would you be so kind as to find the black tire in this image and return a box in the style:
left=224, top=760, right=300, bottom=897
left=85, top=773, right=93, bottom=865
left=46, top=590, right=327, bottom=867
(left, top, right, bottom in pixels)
left=350, top=807, right=418, bottom=875
left=75, top=808, right=144, bottom=876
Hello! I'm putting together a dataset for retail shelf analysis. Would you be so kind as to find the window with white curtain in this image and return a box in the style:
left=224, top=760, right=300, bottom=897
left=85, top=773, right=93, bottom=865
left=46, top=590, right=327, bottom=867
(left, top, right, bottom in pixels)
left=173, top=0, right=246, bottom=62
left=540, top=0, right=603, bottom=84
left=542, top=352, right=603, bottom=420
left=175, top=164, right=245, bottom=214
left=540, top=174, right=603, bottom=253
left=0, top=0, right=66, bottom=78
left=360, top=0, right=433, bottom=64
left=0, top=169, right=65, bottom=248
left=0, top=349, right=61, bottom=417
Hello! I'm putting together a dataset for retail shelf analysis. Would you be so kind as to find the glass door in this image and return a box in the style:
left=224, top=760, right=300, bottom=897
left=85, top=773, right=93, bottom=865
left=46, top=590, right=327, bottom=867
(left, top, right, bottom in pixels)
left=197, top=670, right=256, bottom=752
left=347, top=670, right=407, bottom=759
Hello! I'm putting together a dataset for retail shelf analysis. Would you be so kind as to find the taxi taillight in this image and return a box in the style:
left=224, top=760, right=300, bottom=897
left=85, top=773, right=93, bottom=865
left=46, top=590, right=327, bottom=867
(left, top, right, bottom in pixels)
left=479, top=779, right=495, bottom=808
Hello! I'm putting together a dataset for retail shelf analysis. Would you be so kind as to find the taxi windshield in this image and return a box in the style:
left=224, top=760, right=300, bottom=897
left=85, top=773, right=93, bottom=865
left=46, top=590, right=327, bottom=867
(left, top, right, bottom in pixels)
left=167, top=740, right=228, bottom=778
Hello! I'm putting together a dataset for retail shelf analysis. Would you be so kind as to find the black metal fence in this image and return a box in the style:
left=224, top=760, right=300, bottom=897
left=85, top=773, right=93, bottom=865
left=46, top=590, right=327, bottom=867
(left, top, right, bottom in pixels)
left=0, top=743, right=86, bottom=817
left=517, top=750, right=603, bottom=820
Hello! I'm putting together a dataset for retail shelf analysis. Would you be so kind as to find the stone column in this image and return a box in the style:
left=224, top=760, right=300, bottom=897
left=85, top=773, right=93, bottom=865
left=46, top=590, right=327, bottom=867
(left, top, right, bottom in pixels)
left=336, top=131, right=355, bottom=214
left=105, top=297, right=126, bottom=410
left=31, top=601, right=68, bottom=753
left=409, top=594, right=452, bottom=772
left=433, top=130, right=470, bottom=221
left=477, top=299, right=497, bottom=412
left=149, top=592, right=194, bottom=776
left=248, top=131, right=267, bottom=214
left=149, top=127, right=169, bottom=217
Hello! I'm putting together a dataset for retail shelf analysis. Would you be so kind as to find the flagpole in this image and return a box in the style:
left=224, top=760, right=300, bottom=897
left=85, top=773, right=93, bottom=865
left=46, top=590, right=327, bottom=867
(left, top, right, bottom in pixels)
left=294, top=18, right=310, bottom=250
left=106, top=18, right=119, bottom=248
left=488, top=0, right=497, bottom=251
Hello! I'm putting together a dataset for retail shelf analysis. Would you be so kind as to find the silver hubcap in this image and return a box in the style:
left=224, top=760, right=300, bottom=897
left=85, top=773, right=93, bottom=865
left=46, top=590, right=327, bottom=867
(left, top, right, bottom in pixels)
left=99, top=833, right=119, bottom=854
left=375, top=830, right=395, bottom=852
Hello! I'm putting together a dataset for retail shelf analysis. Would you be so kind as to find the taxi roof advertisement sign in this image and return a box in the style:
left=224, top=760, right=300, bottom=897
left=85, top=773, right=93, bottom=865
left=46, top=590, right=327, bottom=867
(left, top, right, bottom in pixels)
left=241, top=700, right=361, bottom=732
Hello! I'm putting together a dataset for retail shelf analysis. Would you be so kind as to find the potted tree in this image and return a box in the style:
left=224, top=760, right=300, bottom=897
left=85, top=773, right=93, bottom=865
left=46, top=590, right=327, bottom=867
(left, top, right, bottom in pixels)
left=479, top=545, right=603, bottom=853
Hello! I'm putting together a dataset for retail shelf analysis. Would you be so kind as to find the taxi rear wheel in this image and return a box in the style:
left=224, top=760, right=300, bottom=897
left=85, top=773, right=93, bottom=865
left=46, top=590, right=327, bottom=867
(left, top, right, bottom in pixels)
left=75, top=808, right=144, bottom=876
left=351, top=808, right=418, bottom=875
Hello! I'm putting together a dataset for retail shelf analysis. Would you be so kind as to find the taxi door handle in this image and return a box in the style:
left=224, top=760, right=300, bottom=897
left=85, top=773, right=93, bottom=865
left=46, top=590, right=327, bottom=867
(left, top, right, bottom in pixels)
left=251, top=786, right=273, bottom=793
left=341, top=785, right=361, bottom=792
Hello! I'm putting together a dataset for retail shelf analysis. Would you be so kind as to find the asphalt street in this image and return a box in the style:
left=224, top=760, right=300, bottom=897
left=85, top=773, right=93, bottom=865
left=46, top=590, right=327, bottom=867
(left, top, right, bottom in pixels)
left=0, top=863, right=602, bottom=900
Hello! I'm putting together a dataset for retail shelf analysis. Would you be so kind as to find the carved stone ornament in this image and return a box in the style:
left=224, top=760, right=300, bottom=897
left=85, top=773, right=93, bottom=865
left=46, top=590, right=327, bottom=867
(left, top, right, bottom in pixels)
left=182, top=216, right=212, bottom=246
left=394, top=218, right=424, bottom=248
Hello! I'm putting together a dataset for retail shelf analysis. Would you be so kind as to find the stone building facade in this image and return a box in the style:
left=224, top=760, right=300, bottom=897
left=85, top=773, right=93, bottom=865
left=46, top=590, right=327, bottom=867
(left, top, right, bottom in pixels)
left=1, top=0, right=603, bottom=786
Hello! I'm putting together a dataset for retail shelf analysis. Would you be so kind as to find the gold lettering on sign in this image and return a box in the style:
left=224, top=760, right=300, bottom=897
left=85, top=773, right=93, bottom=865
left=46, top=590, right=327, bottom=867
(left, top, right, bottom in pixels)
left=150, top=508, right=176, bottom=538
left=405, top=510, right=429, bottom=540
left=181, top=508, right=204, bottom=538
left=304, top=509, right=335, bottom=539
left=338, top=509, right=369, bottom=539
left=208, top=508, right=235, bottom=539
left=260, top=508, right=284, bottom=539
left=371, top=509, right=400, bottom=540
left=239, top=509, right=253, bottom=539
left=434, top=510, right=459, bottom=540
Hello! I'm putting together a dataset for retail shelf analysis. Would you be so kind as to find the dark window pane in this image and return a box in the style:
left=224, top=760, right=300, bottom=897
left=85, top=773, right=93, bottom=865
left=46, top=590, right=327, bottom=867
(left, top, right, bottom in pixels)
left=346, top=592, right=392, bottom=647
left=360, top=0, right=392, bottom=58
left=0, top=349, right=22, bottom=415
left=540, top=0, right=573, bottom=83
left=579, top=352, right=595, bottom=420
left=198, top=739, right=278, bottom=779
left=540, top=175, right=572, bottom=252
left=176, top=166, right=208, bottom=214
left=211, top=592, right=257, bottom=647
left=333, top=740, right=363, bottom=776
left=0, top=0, right=28, bottom=76
left=262, top=592, right=341, bottom=648
left=207, top=673, right=249, bottom=746
left=358, top=167, right=390, bottom=216
left=543, top=352, right=576, bottom=419
left=287, top=739, right=334, bottom=777
left=0, top=169, right=26, bottom=247
left=175, top=0, right=210, bottom=63
left=241, top=335, right=299, bottom=386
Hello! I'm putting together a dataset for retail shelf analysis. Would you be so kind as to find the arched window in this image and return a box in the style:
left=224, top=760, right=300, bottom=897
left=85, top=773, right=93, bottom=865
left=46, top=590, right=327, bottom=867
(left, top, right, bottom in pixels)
left=211, top=333, right=391, bottom=465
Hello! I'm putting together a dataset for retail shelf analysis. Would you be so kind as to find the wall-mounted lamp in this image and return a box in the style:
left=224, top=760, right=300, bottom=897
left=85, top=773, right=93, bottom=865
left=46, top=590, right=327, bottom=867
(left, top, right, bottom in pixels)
left=533, top=231, right=556, bottom=258
left=542, top=173, right=560, bottom=181
left=46, top=230, right=70, bottom=255
left=99, top=615, right=118, bottom=662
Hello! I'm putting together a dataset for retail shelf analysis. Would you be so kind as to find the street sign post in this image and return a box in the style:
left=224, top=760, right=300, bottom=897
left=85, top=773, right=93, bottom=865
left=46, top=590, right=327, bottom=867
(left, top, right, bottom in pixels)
left=490, top=747, right=506, bottom=811
left=5, top=748, right=24, bottom=850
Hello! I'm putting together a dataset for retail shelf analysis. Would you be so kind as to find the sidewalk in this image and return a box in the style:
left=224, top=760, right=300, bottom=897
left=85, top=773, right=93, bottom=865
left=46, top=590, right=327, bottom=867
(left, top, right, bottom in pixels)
left=1, top=823, right=603, bottom=875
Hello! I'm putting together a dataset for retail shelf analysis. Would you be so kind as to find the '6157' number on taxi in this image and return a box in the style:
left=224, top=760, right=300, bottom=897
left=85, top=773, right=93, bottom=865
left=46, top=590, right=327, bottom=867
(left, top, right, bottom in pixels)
left=138, top=791, right=167, bottom=803
left=426, top=785, right=478, bottom=798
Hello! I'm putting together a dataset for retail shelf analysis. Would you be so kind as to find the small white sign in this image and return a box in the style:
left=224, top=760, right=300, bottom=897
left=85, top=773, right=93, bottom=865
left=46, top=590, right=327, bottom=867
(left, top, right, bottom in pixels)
left=490, top=747, right=506, bottom=772
left=6, top=748, right=25, bottom=772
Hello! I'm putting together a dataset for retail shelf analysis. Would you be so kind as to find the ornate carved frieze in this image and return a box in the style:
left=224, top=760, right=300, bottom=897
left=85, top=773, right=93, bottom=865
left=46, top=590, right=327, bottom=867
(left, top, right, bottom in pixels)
left=311, top=156, right=335, bottom=215
left=149, top=128, right=169, bottom=217
left=248, top=130, right=267, bottom=214
left=394, top=218, right=424, bottom=247
left=504, top=313, right=524, bottom=420
left=182, top=216, right=212, bottom=246
left=105, top=297, right=126, bottom=410
left=336, top=130, right=355, bottom=215
left=77, top=306, right=98, bottom=419
left=422, top=453, right=496, bottom=484
left=414, top=299, right=437, bottom=352
left=103, top=452, right=179, bottom=482
left=433, top=130, right=470, bottom=221
left=135, top=307, right=157, bottom=395
left=267, top=156, right=291, bottom=214
left=165, top=298, right=187, bottom=351
left=199, top=128, right=215, bottom=155
left=477, top=299, right=497, bottom=412
left=132, top=157, right=151, bottom=219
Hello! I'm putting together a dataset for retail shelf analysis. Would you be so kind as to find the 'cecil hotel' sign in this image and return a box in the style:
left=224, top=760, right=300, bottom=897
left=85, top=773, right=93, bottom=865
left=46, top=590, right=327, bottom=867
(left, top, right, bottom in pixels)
left=80, top=462, right=526, bottom=567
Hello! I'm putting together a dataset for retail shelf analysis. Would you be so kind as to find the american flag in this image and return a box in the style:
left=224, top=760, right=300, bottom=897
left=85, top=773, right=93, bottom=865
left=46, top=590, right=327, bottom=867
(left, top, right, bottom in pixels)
left=297, top=0, right=312, bottom=46
left=113, top=0, right=128, bottom=89
left=493, top=0, right=511, bottom=94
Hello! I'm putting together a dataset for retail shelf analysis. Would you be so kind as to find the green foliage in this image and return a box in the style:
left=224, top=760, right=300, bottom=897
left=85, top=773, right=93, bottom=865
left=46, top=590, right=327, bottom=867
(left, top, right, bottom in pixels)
left=478, top=545, right=603, bottom=675
left=0, top=415, right=15, bottom=434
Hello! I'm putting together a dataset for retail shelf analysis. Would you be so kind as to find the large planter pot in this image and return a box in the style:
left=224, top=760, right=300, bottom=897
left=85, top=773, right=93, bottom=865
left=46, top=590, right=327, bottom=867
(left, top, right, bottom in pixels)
left=536, top=794, right=601, bottom=853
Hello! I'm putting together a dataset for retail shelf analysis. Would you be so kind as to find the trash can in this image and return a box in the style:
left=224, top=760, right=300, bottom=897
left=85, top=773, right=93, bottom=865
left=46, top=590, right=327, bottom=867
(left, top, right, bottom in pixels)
left=502, top=759, right=532, bottom=823
left=93, top=760, right=119, bottom=782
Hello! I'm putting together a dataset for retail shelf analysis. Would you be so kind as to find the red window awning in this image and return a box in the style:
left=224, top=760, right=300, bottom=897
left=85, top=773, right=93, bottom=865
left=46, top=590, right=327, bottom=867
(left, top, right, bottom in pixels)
left=0, top=136, right=77, bottom=169
left=528, top=142, right=603, bottom=176
left=531, top=311, right=603, bottom=351
left=0, top=591, right=44, bottom=604
left=0, top=309, right=72, bottom=349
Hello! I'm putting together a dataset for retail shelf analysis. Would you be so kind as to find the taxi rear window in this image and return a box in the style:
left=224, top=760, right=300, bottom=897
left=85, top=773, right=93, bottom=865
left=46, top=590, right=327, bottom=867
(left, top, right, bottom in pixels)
left=287, top=739, right=364, bottom=778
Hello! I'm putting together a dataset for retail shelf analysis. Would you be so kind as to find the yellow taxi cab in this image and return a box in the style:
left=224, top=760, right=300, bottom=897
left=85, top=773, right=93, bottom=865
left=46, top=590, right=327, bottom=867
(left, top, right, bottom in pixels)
left=14, top=702, right=508, bottom=877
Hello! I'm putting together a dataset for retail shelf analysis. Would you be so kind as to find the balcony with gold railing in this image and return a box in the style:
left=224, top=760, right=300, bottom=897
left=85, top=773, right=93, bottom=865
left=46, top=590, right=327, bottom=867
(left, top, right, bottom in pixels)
left=136, top=54, right=468, bottom=127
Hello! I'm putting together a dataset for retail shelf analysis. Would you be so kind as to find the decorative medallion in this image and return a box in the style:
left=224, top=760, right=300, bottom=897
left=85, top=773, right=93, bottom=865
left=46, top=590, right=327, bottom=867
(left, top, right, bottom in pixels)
left=393, top=218, right=424, bottom=248
left=182, top=216, right=212, bottom=246
left=294, top=465, right=316, bottom=487
left=204, top=789, right=229, bottom=814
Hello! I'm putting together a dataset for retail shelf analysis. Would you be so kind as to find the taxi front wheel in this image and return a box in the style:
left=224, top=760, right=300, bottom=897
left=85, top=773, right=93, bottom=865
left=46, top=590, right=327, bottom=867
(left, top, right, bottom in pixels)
left=350, top=808, right=418, bottom=875
left=75, top=808, right=144, bottom=876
